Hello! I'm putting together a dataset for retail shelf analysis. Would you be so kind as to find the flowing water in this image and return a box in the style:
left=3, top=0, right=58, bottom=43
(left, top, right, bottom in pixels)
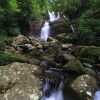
left=40, top=11, right=60, bottom=41
left=41, top=78, right=64, bottom=100
left=48, top=11, right=60, bottom=22
left=94, top=90, right=100, bottom=100
left=41, top=22, right=50, bottom=41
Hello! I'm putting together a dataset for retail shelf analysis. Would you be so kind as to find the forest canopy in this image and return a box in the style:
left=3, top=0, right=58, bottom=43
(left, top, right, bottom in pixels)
left=0, top=0, right=100, bottom=45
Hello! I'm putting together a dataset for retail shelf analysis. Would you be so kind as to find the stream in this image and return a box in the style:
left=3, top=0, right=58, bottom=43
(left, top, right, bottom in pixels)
left=34, top=11, right=99, bottom=100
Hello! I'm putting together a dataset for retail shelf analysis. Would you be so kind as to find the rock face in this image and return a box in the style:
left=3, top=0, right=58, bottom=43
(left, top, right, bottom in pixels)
left=50, top=19, right=70, bottom=36
left=63, top=74, right=98, bottom=100
left=0, top=62, right=43, bottom=100
left=63, top=58, right=84, bottom=73
left=70, top=75, right=98, bottom=100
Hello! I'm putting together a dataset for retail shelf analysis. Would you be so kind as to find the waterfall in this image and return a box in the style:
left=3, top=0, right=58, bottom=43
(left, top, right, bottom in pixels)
left=94, top=91, right=100, bottom=100
left=40, top=11, right=60, bottom=41
left=41, top=22, right=50, bottom=41
left=41, top=78, right=64, bottom=100
left=48, top=11, right=60, bottom=22
left=70, top=25, right=75, bottom=33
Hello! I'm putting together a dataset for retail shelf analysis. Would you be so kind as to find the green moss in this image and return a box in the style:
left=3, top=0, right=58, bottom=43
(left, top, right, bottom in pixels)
left=29, top=49, right=43, bottom=57
left=75, top=59, right=84, bottom=72
left=0, top=53, right=28, bottom=66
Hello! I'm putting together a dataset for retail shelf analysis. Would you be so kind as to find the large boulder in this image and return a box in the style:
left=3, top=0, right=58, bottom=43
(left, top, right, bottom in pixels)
left=63, top=75, right=98, bottom=100
left=70, top=75, right=98, bottom=100
left=12, top=35, right=30, bottom=47
left=55, top=33, right=66, bottom=40
left=63, top=58, right=84, bottom=73
left=0, top=62, right=43, bottom=100
left=47, top=37, right=60, bottom=45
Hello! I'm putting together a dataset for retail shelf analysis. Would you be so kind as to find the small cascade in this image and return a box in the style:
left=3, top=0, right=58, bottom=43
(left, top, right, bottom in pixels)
left=63, top=15, right=75, bottom=33
left=94, top=90, right=100, bottom=100
left=41, top=78, right=64, bottom=100
left=40, top=11, right=60, bottom=41
left=41, top=22, right=50, bottom=41
left=48, top=11, right=60, bottom=22
left=70, top=25, right=75, bottom=33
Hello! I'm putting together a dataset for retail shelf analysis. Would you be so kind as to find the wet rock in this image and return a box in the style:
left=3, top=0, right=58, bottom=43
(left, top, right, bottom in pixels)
left=12, top=35, right=30, bottom=47
left=61, top=43, right=73, bottom=50
left=70, top=75, right=98, bottom=100
left=0, top=62, right=43, bottom=100
left=28, top=57, right=40, bottom=65
left=84, top=67, right=96, bottom=76
left=22, top=44, right=35, bottom=51
left=63, top=58, right=84, bottom=73
left=62, top=54, right=75, bottom=61
left=41, top=55, right=54, bottom=62
left=30, top=38, right=43, bottom=49
left=55, top=33, right=66, bottom=40
left=5, top=47, right=16, bottom=54
left=47, top=37, right=59, bottom=45
left=83, top=63, right=94, bottom=68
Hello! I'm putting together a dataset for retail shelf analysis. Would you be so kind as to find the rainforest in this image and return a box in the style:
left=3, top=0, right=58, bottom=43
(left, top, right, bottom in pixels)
left=0, top=0, right=100, bottom=100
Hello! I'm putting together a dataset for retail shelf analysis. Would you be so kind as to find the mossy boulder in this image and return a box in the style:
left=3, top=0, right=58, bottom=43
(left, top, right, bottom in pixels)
left=63, top=58, right=85, bottom=73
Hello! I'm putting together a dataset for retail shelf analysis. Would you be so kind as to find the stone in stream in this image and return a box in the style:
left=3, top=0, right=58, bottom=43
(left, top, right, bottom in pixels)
left=0, top=62, right=43, bottom=100
left=63, top=58, right=85, bottom=73
left=70, top=75, right=98, bottom=100
left=63, top=75, right=98, bottom=100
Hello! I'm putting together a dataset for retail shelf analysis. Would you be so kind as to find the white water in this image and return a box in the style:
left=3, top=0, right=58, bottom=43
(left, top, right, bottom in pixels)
left=41, top=79, right=64, bottom=100
left=94, top=91, right=100, bottom=100
left=40, top=11, right=60, bottom=41
left=41, top=22, right=50, bottom=41
left=41, top=90, right=63, bottom=100
left=48, top=11, right=60, bottom=22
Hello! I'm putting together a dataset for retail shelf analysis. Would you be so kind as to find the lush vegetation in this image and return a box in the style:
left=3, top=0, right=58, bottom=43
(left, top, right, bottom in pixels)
left=0, top=0, right=100, bottom=65
left=0, top=53, right=28, bottom=66
left=0, top=0, right=99, bottom=45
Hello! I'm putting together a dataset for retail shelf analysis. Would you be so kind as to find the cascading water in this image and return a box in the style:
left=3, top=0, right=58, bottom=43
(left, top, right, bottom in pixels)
left=94, top=90, right=100, bottom=100
left=40, top=11, right=60, bottom=41
left=41, top=78, right=64, bottom=100
left=48, top=11, right=60, bottom=22
left=41, top=22, right=50, bottom=41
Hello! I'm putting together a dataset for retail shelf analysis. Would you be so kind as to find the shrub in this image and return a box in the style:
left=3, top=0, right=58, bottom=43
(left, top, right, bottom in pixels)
left=0, top=53, right=28, bottom=66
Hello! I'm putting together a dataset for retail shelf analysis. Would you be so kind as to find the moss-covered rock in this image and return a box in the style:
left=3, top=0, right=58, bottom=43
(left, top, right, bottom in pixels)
left=0, top=53, right=28, bottom=66
left=63, top=58, right=85, bottom=73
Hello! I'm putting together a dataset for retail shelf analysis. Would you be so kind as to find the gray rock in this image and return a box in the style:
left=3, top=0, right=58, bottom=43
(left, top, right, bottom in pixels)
left=70, top=75, right=98, bottom=100
left=61, top=43, right=73, bottom=50
left=0, top=62, right=43, bottom=100
left=12, top=35, right=30, bottom=47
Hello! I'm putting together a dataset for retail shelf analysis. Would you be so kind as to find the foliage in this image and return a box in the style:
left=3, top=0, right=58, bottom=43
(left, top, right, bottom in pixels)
left=74, top=46, right=100, bottom=64
left=0, top=53, right=28, bottom=66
